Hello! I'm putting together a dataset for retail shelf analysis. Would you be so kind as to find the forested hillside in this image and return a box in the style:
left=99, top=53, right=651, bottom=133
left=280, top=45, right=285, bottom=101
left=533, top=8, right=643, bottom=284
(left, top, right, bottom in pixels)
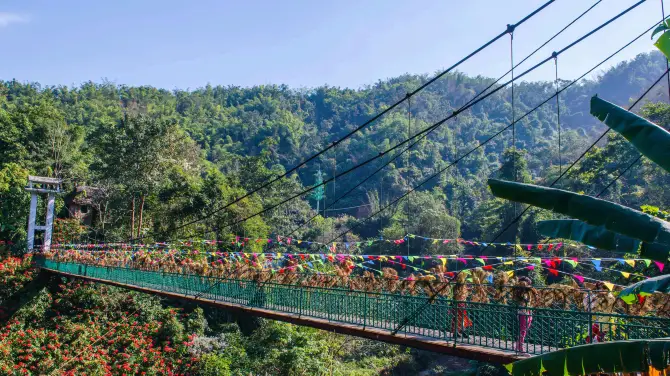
left=1, top=51, right=669, bottom=250
left=2, top=50, right=670, bottom=375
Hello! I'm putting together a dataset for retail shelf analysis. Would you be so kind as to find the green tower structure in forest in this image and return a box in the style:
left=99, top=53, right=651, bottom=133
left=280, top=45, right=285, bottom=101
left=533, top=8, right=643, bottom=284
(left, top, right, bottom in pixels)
left=312, top=168, right=325, bottom=214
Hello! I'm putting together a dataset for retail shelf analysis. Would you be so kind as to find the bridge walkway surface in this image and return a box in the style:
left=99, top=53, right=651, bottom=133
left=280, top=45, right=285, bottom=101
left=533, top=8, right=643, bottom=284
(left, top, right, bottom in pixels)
left=38, top=260, right=670, bottom=364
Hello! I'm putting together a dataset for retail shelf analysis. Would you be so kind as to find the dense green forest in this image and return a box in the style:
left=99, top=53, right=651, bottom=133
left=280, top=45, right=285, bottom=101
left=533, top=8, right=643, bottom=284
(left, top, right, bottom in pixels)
left=1, top=51, right=669, bottom=249
left=1, top=51, right=670, bottom=375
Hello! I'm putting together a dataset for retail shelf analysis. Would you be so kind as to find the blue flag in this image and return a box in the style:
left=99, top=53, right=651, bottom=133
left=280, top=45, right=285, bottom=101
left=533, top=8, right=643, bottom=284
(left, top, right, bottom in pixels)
left=592, top=260, right=602, bottom=271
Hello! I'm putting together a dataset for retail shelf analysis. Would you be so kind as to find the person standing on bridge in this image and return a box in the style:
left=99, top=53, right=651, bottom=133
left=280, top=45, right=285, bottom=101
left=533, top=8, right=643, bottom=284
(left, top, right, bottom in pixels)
left=513, top=276, right=537, bottom=354
left=451, top=272, right=472, bottom=338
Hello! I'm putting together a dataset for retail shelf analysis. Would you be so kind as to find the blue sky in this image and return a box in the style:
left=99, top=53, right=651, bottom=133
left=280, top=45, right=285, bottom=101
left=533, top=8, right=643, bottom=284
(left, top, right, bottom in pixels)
left=0, top=0, right=665, bottom=90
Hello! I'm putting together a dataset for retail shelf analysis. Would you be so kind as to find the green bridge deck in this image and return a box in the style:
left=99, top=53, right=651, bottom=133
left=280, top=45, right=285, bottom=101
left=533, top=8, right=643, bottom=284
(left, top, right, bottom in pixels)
left=38, top=259, right=670, bottom=363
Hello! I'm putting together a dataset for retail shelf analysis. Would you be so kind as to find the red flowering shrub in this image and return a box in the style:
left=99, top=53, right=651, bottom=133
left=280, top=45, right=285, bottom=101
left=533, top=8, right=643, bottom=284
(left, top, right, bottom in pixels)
left=0, top=255, right=36, bottom=318
left=0, top=257, right=200, bottom=375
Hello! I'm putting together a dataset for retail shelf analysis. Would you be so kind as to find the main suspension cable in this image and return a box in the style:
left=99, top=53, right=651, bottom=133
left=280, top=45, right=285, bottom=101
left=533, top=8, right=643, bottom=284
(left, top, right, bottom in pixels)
left=197, top=3, right=646, bottom=240
left=130, top=1, right=556, bottom=243
left=283, top=0, right=606, bottom=239
left=318, top=6, right=656, bottom=248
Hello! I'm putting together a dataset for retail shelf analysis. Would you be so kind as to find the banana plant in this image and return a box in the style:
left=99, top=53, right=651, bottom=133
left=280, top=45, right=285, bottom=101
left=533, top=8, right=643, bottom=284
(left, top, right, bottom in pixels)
left=505, top=339, right=670, bottom=376
left=488, top=51, right=670, bottom=300
left=619, top=273, right=670, bottom=303
left=488, top=179, right=670, bottom=252
left=653, top=18, right=670, bottom=60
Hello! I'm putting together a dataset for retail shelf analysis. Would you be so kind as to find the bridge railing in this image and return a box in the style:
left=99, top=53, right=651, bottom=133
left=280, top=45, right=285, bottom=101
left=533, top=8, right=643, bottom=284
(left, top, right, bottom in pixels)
left=38, top=259, right=670, bottom=355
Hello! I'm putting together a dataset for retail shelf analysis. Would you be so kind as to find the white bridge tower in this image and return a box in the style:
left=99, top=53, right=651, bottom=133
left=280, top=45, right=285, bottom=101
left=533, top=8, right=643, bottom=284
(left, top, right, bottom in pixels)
left=25, top=176, right=62, bottom=251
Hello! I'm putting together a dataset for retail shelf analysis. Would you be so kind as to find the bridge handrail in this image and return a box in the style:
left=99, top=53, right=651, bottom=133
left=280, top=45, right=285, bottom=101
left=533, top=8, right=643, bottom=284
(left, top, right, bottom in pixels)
left=37, top=258, right=670, bottom=356
left=37, top=258, right=669, bottom=320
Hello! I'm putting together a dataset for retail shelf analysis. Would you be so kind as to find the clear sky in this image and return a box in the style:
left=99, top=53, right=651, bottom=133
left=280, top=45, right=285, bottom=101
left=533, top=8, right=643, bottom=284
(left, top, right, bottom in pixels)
left=0, top=0, right=665, bottom=90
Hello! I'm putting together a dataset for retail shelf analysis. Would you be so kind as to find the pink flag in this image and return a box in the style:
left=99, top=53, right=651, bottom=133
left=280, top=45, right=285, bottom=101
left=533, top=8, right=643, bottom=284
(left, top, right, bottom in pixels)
left=654, top=261, right=665, bottom=272
left=526, top=265, right=535, bottom=270
left=573, top=275, right=584, bottom=283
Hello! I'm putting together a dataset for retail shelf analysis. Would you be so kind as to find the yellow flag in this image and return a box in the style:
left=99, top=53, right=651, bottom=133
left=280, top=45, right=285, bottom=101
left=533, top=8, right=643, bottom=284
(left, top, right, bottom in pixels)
left=621, top=272, right=631, bottom=279
left=432, top=239, right=439, bottom=244
left=390, top=256, right=396, bottom=260
left=380, top=256, right=388, bottom=261
left=504, top=261, right=514, bottom=265
left=625, top=260, right=635, bottom=268
left=277, top=253, right=282, bottom=259
left=603, top=282, right=614, bottom=291
left=506, top=271, right=514, bottom=277
left=441, top=258, right=446, bottom=267
left=297, top=240, right=302, bottom=245
left=519, top=258, right=528, bottom=263
left=515, top=244, right=523, bottom=253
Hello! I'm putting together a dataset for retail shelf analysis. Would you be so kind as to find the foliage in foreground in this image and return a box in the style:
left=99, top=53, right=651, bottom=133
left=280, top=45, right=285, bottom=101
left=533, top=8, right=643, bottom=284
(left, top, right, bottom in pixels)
left=2, top=258, right=506, bottom=376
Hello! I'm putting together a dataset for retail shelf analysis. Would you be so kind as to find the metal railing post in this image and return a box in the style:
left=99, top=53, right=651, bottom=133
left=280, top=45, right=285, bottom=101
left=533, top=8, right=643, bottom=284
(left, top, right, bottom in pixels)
left=299, top=286, right=304, bottom=317
left=363, top=293, right=368, bottom=329
left=587, top=290, right=593, bottom=343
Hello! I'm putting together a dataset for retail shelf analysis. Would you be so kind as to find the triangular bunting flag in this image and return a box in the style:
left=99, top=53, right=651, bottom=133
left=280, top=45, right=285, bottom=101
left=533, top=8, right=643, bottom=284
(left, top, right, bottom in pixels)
left=624, top=259, right=635, bottom=268
left=591, top=259, right=602, bottom=271
left=620, top=271, right=631, bottom=279
left=564, top=259, right=578, bottom=268
left=654, top=261, right=665, bottom=272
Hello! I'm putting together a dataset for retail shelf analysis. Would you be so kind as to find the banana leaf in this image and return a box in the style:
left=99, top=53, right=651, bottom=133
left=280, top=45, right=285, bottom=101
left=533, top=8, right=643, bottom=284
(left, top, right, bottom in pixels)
left=651, top=19, right=670, bottom=39
left=506, top=340, right=670, bottom=376
left=488, top=179, right=670, bottom=252
left=640, top=242, right=669, bottom=262
left=590, top=96, right=670, bottom=173
left=619, top=274, right=670, bottom=304
left=655, top=31, right=670, bottom=61
left=537, top=219, right=640, bottom=252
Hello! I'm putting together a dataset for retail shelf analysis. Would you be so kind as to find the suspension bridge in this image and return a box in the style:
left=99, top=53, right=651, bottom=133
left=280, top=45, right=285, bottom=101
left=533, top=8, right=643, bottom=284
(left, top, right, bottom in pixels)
left=24, top=0, right=670, bottom=366
left=36, top=258, right=670, bottom=364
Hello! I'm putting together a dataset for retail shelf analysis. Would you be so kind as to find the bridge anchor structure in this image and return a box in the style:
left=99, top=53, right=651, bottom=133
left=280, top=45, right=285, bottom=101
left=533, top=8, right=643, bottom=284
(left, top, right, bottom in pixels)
left=25, top=176, right=62, bottom=252
left=36, top=258, right=670, bottom=364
